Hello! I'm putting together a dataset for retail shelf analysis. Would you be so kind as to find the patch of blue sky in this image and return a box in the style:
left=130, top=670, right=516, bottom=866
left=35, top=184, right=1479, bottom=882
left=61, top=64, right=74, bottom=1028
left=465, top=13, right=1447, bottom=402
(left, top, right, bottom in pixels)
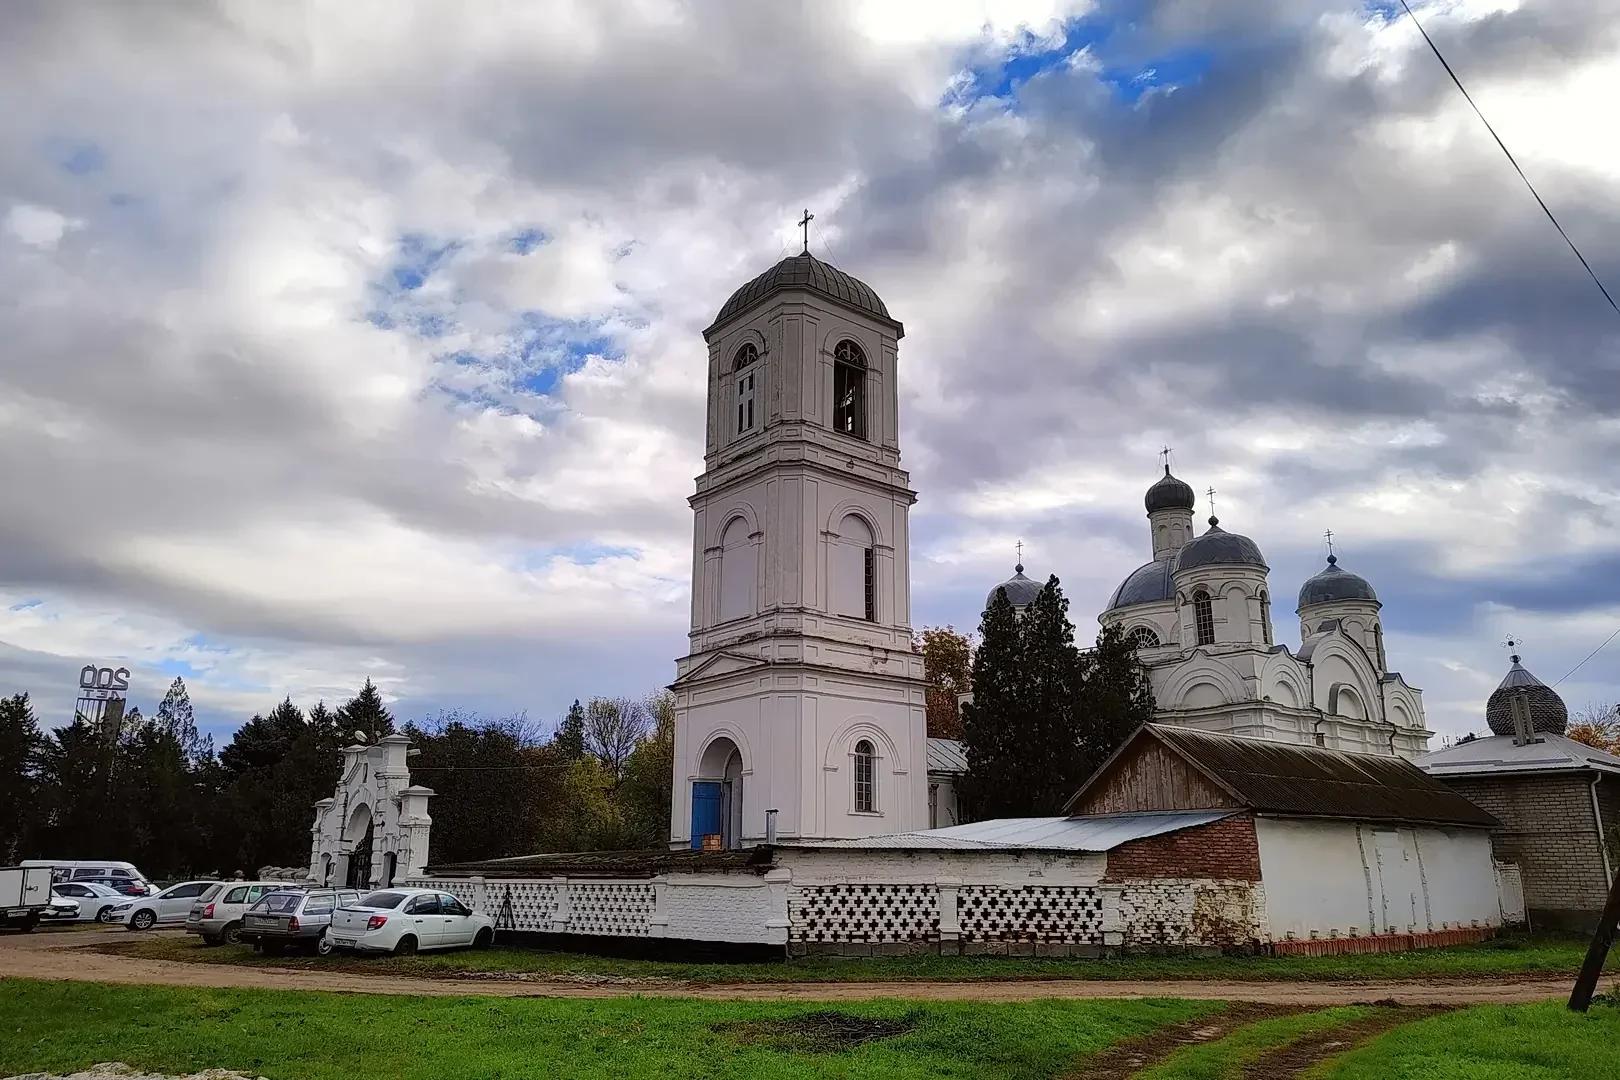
left=7, top=599, right=43, bottom=612
left=46, top=137, right=105, bottom=175
left=509, top=227, right=548, bottom=254
left=155, top=658, right=202, bottom=678
left=946, top=12, right=1213, bottom=111
left=520, top=544, right=641, bottom=572
left=390, top=232, right=462, bottom=291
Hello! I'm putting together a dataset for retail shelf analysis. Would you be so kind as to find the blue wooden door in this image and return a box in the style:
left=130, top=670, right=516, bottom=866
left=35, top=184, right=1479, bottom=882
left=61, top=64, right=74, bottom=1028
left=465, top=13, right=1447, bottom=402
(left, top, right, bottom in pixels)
left=691, top=782, right=723, bottom=849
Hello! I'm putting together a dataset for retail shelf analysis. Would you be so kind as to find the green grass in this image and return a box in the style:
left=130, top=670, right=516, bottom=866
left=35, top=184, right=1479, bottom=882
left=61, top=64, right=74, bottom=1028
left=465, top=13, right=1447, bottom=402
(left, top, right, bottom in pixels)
left=1317, top=1001, right=1620, bottom=1080
left=0, top=979, right=1216, bottom=1080
left=1140, top=1007, right=1377, bottom=1080
left=102, top=930, right=1600, bottom=985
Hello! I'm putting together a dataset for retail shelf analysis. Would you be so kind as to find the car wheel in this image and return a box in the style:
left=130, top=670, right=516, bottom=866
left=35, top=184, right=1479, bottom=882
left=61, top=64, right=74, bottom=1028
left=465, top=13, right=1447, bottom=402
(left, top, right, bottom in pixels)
left=202, top=934, right=222, bottom=947
left=95, top=907, right=115, bottom=924
left=473, top=928, right=493, bottom=950
left=392, top=934, right=418, bottom=957
left=130, top=909, right=157, bottom=931
left=316, top=932, right=334, bottom=957
left=220, top=921, right=243, bottom=946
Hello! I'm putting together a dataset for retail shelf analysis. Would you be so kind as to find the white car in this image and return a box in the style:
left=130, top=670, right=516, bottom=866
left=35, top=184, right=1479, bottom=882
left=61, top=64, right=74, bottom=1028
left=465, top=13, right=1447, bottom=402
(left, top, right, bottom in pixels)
left=49, top=882, right=129, bottom=922
left=113, top=880, right=219, bottom=931
left=327, top=888, right=494, bottom=956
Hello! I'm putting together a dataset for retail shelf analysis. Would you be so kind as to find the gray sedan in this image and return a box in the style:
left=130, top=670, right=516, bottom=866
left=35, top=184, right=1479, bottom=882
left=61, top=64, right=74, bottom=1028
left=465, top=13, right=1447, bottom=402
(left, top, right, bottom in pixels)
left=241, top=888, right=361, bottom=955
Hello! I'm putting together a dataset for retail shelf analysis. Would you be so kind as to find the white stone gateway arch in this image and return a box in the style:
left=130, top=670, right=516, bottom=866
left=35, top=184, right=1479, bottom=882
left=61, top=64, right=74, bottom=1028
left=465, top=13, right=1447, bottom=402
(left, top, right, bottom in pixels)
left=308, top=733, right=434, bottom=890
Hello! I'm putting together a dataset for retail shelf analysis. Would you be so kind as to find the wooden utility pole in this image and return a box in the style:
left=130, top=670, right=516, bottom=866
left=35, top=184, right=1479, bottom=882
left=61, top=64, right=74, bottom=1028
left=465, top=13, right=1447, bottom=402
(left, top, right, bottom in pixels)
left=1569, top=867, right=1620, bottom=1010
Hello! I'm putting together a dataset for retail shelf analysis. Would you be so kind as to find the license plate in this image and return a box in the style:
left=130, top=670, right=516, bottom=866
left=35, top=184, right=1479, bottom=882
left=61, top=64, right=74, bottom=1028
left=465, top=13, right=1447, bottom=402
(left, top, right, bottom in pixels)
left=331, top=937, right=355, bottom=947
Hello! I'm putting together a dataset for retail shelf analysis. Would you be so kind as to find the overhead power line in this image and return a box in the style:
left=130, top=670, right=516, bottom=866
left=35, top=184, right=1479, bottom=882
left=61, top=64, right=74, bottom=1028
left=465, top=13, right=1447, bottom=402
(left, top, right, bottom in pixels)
left=1399, top=0, right=1620, bottom=318
left=1552, top=627, right=1620, bottom=689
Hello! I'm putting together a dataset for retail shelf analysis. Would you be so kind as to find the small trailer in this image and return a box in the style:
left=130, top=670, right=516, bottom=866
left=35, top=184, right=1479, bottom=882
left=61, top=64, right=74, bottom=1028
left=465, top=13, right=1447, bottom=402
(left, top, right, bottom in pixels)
left=0, top=865, right=55, bottom=931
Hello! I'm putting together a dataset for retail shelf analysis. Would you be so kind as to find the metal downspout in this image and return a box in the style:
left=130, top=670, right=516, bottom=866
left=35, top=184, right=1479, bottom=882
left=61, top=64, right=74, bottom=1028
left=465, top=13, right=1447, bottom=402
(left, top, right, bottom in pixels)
left=1591, top=774, right=1613, bottom=887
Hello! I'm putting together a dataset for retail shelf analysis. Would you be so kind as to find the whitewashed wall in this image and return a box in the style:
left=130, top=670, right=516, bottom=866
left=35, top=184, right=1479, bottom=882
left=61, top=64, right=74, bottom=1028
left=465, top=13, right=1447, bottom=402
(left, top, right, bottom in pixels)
left=1255, top=819, right=1501, bottom=942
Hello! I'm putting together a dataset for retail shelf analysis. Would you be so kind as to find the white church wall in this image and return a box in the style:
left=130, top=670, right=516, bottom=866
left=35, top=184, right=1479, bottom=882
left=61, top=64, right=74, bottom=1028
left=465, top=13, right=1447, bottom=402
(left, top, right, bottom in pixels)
left=1255, top=818, right=1500, bottom=942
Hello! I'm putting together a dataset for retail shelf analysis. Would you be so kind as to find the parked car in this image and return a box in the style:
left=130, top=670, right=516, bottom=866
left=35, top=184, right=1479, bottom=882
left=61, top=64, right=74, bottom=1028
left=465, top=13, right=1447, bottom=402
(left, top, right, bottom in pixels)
left=49, top=882, right=129, bottom=923
left=241, top=887, right=361, bottom=956
left=22, top=860, right=154, bottom=896
left=40, top=895, right=80, bottom=922
left=327, top=888, right=494, bottom=956
left=186, top=881, right=292, bottom=945
left=112, top=880, right=219, bottom=931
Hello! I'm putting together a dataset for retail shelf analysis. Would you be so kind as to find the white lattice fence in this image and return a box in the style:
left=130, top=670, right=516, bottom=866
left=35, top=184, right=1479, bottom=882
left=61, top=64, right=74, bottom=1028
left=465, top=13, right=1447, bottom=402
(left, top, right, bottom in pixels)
left=493, top=881, right=562, bottom=931
left=570, top=883, right=656, bottom=937
left=959, top=885, right=1106, bottom=943
left=788, top=884, right=939, bottom=944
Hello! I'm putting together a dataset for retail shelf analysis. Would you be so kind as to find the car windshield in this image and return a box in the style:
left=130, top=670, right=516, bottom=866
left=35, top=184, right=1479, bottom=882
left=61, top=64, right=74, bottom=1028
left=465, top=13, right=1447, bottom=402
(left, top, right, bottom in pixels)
left=250, top=893, right=302, bottom=914
left=199, top=884, right=223, bottom=902
left=355, top=890, right=408, bottom=910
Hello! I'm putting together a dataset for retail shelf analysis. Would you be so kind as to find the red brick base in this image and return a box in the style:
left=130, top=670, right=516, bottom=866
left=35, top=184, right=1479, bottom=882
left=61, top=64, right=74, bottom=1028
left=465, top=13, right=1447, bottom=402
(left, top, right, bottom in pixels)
left=1269, top=926, right=1497, bottom=957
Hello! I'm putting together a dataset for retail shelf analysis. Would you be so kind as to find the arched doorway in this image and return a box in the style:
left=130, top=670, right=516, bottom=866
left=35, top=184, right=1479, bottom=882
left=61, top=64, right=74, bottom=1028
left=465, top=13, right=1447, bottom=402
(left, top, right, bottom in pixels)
left=692, top=737, right=744, bottom=850
left=344, top=804, right=374, bottom=890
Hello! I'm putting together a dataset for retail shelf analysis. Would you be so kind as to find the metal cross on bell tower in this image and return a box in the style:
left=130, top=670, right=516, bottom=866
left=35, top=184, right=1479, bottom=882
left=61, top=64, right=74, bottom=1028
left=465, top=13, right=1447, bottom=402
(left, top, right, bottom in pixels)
left=798, top=209, right=814, bottom=255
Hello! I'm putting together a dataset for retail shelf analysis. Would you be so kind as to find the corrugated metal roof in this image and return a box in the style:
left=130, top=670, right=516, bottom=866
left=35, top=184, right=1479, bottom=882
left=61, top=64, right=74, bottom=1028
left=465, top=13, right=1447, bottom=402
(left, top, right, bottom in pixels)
left=426, top=848, right=772, bottom=879
left=926, top=737, right=967, bottom=774
left=787, top=810, right=1235, bottom=852
left=1418, top=732, right=1620, bottom=778
left=1146, top=725, right=1498, bottom=828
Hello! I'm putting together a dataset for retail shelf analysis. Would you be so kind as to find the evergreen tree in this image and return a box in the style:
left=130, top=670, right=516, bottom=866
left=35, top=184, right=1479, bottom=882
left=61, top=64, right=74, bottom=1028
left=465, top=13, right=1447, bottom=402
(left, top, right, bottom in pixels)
left=111, top=726, right=196, bottom=876
left=1019, top=577, right=1086, bottom=813
left=335, top=679, right=394, bottom=744
left=1075, top=622, right=1156, bottom=771
left=555, top=699, right=586, bottom=760
left=35, top=718, right=112, bottom=857
left=154, top=676, right=212, bottom=764
left=959, top=586, right=1025, bottom=820
left=0, top=693, right=43, bottom=861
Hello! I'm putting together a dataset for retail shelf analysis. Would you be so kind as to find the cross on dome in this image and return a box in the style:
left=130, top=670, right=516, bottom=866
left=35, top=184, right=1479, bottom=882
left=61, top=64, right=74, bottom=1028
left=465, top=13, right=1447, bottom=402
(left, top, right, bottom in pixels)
left=798, top=208, right=814, bottom=255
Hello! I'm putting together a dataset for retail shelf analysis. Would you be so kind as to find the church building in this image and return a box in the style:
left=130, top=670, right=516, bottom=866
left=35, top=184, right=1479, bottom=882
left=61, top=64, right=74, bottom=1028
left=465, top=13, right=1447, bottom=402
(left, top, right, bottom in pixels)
left=986, top=469, right=1433, bottom=758
left=666, top=249, right=933, bottom=849
left=407, top=243, right=1512, bottom=960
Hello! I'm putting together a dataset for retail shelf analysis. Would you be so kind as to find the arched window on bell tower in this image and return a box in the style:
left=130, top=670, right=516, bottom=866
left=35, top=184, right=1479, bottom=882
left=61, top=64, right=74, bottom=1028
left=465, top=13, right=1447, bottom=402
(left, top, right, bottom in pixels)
left=733, top=343, right=758, bottom=435
left=831, top=513, right=876, bottom=621
left=833, top=339, right=867, bottom=440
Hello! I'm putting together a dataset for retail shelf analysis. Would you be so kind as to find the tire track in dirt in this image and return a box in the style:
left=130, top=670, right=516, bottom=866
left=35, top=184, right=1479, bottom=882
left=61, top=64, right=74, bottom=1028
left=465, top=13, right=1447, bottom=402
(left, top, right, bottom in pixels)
left=1065, top=1003, right=1305, bottom=1079
left=1238, top=1004, right=1454, bottom=1078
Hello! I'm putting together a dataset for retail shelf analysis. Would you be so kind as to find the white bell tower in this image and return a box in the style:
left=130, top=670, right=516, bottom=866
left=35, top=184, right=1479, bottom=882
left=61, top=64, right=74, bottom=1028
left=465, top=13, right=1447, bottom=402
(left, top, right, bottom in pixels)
left=668, top=240, right=929, bottom=848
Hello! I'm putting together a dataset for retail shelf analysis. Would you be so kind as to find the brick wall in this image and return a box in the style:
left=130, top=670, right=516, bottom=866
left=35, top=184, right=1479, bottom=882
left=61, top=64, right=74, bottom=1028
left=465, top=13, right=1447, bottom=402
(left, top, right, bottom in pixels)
left=1439, top=774, right=1609, bottom=925
left=1104, top=814, right=1261, bottom=882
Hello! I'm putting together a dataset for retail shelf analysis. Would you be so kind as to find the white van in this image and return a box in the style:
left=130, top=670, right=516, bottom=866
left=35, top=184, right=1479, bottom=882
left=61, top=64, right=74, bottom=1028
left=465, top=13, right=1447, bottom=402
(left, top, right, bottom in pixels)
left=20, top=860, right=154, bottom=896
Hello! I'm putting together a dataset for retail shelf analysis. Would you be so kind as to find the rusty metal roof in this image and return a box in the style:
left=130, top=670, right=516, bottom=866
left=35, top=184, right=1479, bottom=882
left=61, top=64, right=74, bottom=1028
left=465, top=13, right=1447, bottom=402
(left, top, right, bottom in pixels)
left=425, top=847, right=773, bottom=879
left=1090, top=725, right=1498, bottom=828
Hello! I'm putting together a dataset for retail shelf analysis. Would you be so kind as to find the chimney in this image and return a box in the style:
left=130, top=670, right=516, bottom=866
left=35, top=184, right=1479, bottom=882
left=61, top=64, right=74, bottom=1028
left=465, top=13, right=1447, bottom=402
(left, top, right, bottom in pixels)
left=1510, top=691, right=1535, bottom=747
left=765, top=808, right=778, bottom=846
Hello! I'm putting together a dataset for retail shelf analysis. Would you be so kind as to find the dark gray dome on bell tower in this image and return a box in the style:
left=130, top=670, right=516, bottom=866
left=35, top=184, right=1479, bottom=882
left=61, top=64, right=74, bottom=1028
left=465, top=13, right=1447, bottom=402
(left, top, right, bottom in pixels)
left=1485, top=654, right=1569, bottom=736
left=708, top=252, right=899, bottom=335
left=985, top=564, right=1043, bottom=613
left=1145, top=467, right=1196, bottom=514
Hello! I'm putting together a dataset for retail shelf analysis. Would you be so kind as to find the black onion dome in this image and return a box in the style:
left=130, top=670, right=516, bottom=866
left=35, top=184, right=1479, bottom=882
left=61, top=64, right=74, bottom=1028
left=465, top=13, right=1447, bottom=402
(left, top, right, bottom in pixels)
left=985, top=565, right=1043, bottom=612
left=1297, top=555, right=1378, bottom=610
left=1485, top=656, right=1569, bottom=736
left=1108, top=560, right=1176, bottom=610
left=709, top=252, right=896, bottom=333
left=1145, top=468, right=1196, bottom=514
left=1175, top=517, right=1268, bottom=572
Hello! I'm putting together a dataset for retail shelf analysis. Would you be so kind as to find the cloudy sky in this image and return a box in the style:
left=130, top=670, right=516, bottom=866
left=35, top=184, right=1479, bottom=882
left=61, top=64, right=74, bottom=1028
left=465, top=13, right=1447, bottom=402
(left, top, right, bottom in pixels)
left=3, top=0, right=1617, bottom=745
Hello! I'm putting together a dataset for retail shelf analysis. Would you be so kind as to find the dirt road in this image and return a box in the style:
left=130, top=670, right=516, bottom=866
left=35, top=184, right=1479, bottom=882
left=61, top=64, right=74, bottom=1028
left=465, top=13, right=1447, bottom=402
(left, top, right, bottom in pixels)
left=0, top=928, right=1574, bottom=1005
